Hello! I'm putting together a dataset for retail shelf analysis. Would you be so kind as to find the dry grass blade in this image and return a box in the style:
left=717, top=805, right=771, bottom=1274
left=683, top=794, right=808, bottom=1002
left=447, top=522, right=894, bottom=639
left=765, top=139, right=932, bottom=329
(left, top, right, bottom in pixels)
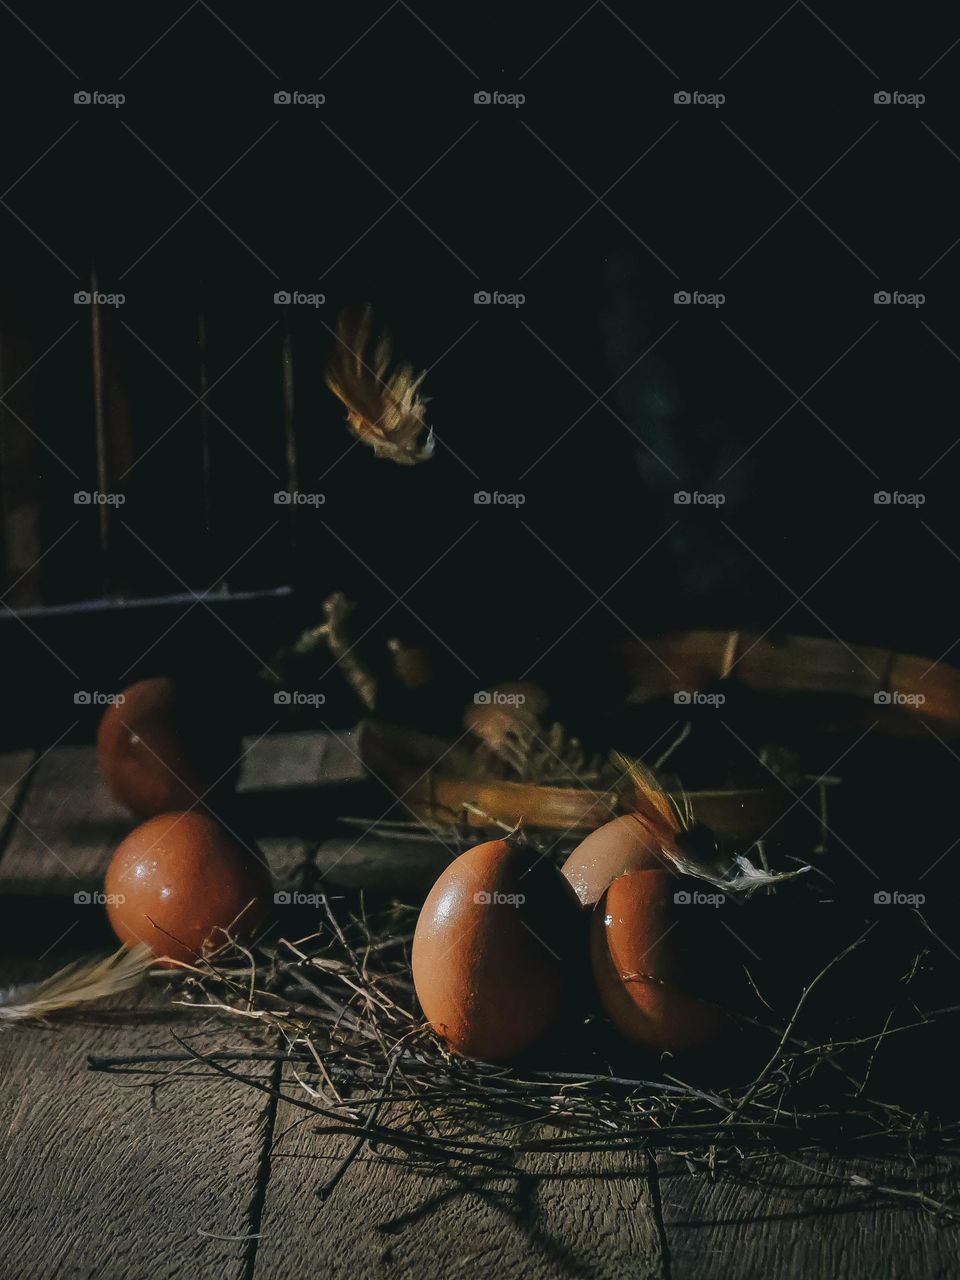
left=0, top=945, right=150, bottom=1024
left=325, top=305, right=434, bottom=465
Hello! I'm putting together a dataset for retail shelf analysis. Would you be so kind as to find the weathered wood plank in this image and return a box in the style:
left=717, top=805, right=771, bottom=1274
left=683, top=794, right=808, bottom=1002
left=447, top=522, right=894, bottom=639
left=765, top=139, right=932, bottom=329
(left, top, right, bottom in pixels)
left=0, top=731, right=364, bottom=898
left=0, top=961, right=278, bottom=1280
left=0, top=749, right=37, bottom=824
left=252, top=1101, right=666, bottom=1280
left=0, top=744, right=128, bottom=896
left=658, top=1155, right=960, bottom=1279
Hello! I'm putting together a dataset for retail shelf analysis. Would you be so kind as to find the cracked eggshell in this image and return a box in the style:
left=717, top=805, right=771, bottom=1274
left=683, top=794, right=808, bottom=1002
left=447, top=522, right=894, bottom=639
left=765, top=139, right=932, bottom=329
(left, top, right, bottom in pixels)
left=590, top=869, right=727, bottom=1052
left=561, top=814, right=665, bottom=907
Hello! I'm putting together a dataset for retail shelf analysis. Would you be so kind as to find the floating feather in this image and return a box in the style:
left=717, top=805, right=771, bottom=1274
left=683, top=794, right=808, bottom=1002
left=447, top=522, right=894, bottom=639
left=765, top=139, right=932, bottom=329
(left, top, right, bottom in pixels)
left=325, top=306, right=434, bottom=465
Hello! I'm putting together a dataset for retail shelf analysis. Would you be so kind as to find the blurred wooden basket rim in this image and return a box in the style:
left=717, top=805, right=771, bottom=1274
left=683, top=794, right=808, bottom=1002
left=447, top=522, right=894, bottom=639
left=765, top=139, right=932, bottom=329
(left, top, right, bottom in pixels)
left=361, top=628, right=960, bottom=841
left=358, top=720, right=790, bottom=843
left=614, top=630, right=960, bottom=737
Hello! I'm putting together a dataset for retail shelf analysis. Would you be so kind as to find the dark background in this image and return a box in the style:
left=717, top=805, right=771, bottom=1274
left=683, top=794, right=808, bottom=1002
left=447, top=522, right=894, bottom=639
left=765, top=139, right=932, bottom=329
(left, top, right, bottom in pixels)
left=0, top=2, right=958, bottom=738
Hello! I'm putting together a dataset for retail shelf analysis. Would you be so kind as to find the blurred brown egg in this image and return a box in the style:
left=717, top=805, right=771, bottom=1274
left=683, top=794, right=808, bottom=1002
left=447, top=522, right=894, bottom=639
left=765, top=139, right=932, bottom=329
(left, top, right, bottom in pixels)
left=412, top=837, right=580, bottom=1061
left=591, top=870, right=728, bottom=1052
left=97, top=677, right=238, bottom=818
left=104, top=811, right=272, bottom=964
left=561, top=814, right=665, bottom=906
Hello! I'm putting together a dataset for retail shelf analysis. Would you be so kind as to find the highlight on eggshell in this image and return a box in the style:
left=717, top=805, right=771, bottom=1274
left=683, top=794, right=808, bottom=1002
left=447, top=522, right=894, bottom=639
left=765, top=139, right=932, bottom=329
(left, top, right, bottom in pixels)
left=104, top=810, right=273, bottom=965
left=97, top=676, right=239, bottom=819
left=590, top=868, right=729, bottom=1053
left=561, top=813, right=666, bottom=906
left=411, top=835, right=580, bottom=1061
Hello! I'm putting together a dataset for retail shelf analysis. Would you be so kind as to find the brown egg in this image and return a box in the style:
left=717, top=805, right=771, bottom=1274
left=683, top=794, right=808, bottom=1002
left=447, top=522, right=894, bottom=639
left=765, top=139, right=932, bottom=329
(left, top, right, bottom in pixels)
left=97, top=677, right=238, bottom=818
left=104, top=811, right=272, bottom=964
left=591, top=870, right=727, bottom=1052
left=412, top=837, right=580, bottom=1060
left=561, top=814, right=665, bottom=906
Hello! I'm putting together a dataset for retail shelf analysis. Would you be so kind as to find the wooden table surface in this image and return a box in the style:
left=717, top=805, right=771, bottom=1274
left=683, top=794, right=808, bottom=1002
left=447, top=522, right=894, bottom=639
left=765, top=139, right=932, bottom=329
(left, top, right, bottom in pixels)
left=0, top=734, right=956, bottom=1280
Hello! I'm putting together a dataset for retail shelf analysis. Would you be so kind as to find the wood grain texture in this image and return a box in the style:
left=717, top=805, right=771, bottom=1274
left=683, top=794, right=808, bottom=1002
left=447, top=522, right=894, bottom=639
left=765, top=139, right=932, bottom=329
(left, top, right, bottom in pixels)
left=0, top=961, right=277, bottom=1280
left=658, top=1155, right=960, bottom=1280
left=0, top=744, right=129, bottom=896
left=253, top=1101, right=666, bottom=1280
